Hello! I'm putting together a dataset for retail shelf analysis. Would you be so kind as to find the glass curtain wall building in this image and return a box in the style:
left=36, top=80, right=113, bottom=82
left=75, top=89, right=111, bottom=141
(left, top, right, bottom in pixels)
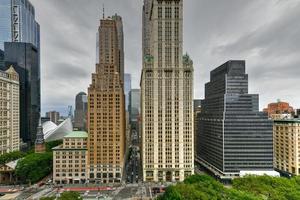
left=0, top=0, right=40, bottom=50
left=197, top=60, right=273, bottom=180
left=0, top=0, right=40, bottom=146
left=0, top=50, right=4, bottom=68
left=124, top=73, right=131, bottom=111
left=74, top=92, right=88, bottom=131
left=129, top=89, right=140, bottom=123
left=4, top=42, right=40, bottom=145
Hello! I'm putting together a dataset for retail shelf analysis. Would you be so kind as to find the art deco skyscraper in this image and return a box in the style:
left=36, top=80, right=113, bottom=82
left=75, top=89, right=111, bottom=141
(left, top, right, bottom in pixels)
left=141, top=0, right=194, bottom=182
left=88, top=16, right=125, bottom=183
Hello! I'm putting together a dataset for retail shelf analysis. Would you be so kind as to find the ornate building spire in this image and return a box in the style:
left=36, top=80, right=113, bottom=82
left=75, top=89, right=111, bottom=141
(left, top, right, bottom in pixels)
left=35, top=114, right=45, bottom=153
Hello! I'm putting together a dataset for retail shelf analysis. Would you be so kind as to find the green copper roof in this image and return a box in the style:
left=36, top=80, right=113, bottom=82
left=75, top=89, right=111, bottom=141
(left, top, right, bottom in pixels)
left=64, top=131, right=88, bottom=138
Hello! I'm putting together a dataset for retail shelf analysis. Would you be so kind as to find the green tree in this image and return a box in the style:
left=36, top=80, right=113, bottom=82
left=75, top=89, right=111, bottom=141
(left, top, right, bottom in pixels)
left=158, top=175, right=261, bottom=200
left=0, top=151, right=25, bottom=165
left=14, top=152, right=52, bottom=183
left=233, top=175, right=300, bottom=200
left=157, top=185, right=182, bottom=200
left=46, top=140, right=63, bottom=152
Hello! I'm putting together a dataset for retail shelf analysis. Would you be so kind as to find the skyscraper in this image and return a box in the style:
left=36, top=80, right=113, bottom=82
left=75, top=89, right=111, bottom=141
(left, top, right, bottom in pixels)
left=87, top=15, right=125, bottom=183
left=3, top=42, right=40, bottom=145
left=96, top=14, right=124, bottom=83
left=113, top=14, right=124, bottom=83
left=141, top=0, right=194, bottom=182
left=0, top=66, right=19, bottom=154
left=0, top=50, right=4, bottom=68
left=0, top=0, right=40, bottom=51
left=197, top=60, right=274, bottom=180
left=129, top=89, right=141, bottom=123
left=74, top=92, right=88, bottom=131
left=0, top=0, right=40, bottom=146
left=124, top=73, right=131, bottom=111
left=193, top=99, right=202, bottom=159
left=46, top=111, right=60, bottom=125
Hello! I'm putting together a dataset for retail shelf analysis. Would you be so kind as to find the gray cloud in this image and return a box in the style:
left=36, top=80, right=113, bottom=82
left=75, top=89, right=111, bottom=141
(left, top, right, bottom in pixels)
left=212, top=2, right=300, bottom=57
left=30, top=0, right=300, bottom=115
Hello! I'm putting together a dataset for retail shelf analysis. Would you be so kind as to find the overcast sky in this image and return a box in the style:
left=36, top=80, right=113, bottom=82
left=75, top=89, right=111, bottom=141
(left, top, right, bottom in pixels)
left=30, top=0, right=300, bottom=116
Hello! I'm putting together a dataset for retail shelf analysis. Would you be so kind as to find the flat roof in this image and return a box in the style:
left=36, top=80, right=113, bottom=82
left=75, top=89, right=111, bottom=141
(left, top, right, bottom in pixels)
left=274, top=118, right=300, bottom=124
left=64, top=131, right=88, bottom=138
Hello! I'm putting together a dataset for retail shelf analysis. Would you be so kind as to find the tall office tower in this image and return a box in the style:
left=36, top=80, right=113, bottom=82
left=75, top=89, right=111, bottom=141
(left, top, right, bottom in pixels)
left=274, top=119, right=300, bottom=176
left=197, top=60, right=274, bottom=180
left=3, top=42, right=40, bottom=145
left=129, top=89, right=141, bottom=123
left=141, top=0, right=194, bottom=182
left=0, top=0, right=40, bottom=146
left=193, top=99, right=201, bottom=159
left=74, top=92, right=88, bottom=131
left=96, top=14, right=124, bottom=83
left=113, top=14, right=124, bottom=83
left=124, top=73, right=131, bottom=111
left=88, top=15, right=125, bottom=183
left=0, top=0, right=40, bottom=51
left=0, top=50, right=4, bottom=68
left=0, top=66, right=19, bottom=154
left=46, top=111, right=60, bottom=125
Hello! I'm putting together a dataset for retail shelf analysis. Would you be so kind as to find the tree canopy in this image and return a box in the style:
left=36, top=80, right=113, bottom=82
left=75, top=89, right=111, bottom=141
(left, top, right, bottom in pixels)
left=46, top=140, right=63, bottom=152
left=14, top=152, right=52, bottom=183
left=233, top=175, right=300, bottom=200
left=157, top=174, right=300, bottom=200
left=0, top=151, right=25, bottom=166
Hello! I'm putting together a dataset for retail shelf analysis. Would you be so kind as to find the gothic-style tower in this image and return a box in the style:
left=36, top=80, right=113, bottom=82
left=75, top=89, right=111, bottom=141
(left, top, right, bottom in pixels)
left=35, top=117, right=45, bottom=153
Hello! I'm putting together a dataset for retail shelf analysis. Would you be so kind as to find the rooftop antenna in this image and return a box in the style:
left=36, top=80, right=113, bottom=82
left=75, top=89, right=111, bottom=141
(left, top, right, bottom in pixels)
left=102, top=3, right=105, bottom=19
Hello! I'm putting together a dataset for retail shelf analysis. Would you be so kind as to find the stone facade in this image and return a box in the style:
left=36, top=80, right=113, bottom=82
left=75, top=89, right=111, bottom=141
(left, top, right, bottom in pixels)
left=87, top=16, right=125, bottom=184
left=141, top=0, right=194, bottom=182
left=0, top=66, right=19, bottom=154
left=53, top=131, right=88, bottom=184
left=274, top=119, right=300, bottom=176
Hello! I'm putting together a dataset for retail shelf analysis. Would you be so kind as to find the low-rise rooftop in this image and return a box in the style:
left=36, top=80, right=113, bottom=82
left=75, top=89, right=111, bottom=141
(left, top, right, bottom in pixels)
left=274, top=118, right=300, bottom=124
left=64, top=131, right=88, bottom=138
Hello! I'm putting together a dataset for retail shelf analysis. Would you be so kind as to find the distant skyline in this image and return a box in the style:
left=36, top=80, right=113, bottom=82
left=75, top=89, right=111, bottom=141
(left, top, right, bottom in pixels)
left=29, top=0, right=300, bottom=115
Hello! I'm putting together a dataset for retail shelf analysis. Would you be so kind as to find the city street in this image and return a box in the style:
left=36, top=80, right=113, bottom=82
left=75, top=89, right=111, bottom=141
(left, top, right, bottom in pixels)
left=126, top=129, right=141, bottom=184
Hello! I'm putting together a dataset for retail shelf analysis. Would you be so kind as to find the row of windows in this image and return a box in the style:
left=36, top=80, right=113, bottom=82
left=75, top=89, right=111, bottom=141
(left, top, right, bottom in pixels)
left=157, top=6, right=180, bottom=19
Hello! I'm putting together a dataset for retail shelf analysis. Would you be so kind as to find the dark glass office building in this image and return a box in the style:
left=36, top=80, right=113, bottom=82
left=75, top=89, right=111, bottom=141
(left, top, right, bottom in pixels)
left=124, top=73, right=131, bottom=111
left=0, top=50, right=4, bottom=68
left=129, top=89, right=140, bottom=123
left=2, top=42, right=40, bottom=145
left=197, top=60, right=273, bottom=179
left=74, top=92, right=88, bottom=131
